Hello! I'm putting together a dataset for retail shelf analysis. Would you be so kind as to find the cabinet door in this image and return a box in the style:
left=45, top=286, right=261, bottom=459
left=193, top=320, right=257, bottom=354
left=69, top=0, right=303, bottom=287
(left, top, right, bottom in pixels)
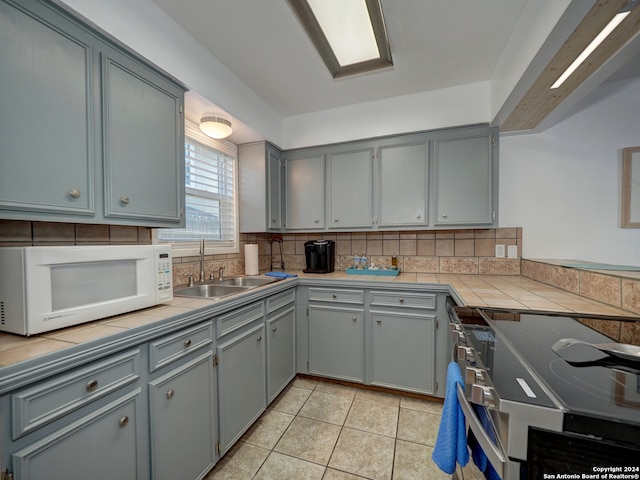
left=267, top=145, right=284, bottom=230
left=434, top=135, right=493, bottom=225
left=149, top=352, right=215, bottom=480
left=0, top=1, right=95, bottom=216
left=370, top=311, right=436, bottom=394
left=309, top=305, right=365, bottom=383
left=285, top=155, right=325, bottom=229
left=328, top=148, right=373, bottom=228
left=102, top=49, right=184, bottom=225
left=12, top=390, right=144, bottom=480
left=267, top=306, right=296, bottom=402
left=378, top=142, right=428, bottom=226
left=217, top=323, right=266, bottom=454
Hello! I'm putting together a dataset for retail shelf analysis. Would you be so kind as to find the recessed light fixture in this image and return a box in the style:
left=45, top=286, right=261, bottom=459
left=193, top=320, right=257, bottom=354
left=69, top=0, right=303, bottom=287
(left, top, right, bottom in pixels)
left=199, top=116, right=232, bottom=139
left=550, top=10, right=631, bottom=89
left=286, top=0, right=393, bottom=78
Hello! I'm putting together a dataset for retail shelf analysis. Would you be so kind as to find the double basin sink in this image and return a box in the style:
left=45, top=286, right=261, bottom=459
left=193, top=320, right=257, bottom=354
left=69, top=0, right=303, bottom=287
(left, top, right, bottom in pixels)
left=174, top=276, right=281, bottom=299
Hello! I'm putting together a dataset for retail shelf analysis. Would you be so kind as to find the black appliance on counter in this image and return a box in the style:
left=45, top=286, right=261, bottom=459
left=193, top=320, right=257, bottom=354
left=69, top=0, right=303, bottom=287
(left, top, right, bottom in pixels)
left=303, top=240, right=335, bottom=273
left=447, top=302, right=640, bottom=480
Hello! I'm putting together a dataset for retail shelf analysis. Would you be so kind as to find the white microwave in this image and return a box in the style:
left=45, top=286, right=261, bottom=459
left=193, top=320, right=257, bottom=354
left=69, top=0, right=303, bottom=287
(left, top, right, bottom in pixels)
left=0, top=245, right=173, bottom=336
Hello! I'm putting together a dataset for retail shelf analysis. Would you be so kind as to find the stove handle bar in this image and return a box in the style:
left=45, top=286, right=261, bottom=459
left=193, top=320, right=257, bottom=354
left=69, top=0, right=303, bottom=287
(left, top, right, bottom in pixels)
left=456, top=383, right=506, bottom=479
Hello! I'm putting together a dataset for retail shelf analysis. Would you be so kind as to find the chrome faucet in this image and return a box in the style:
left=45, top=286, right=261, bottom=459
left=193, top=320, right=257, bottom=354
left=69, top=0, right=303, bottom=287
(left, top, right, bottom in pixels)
left=199, top=238, right=206, bottom=283
left=218, top=266, right=225, bottom=281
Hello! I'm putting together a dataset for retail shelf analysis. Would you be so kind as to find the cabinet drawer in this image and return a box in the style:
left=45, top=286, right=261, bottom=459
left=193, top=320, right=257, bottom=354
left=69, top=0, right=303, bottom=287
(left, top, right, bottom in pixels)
left=370, top=291, right=436, bottom=309
left=308, top=287, right=364, bottom=305
left=149, top=322, right=213, bottom=372
left=12, top=349, right=140, bottom=439
left=266, top=289, right=295, bottom=314
left=217, top=301, right=265, bottom=339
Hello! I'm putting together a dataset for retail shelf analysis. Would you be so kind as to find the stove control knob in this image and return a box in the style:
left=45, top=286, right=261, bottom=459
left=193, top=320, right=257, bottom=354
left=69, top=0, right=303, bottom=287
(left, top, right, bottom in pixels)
left=465, top=366, right=485, bottom=384
left=471, top=384, right=496, bottom=409
left=457, top=346, right=474, bottom=363
left=454, top=330, right=467, bottom=345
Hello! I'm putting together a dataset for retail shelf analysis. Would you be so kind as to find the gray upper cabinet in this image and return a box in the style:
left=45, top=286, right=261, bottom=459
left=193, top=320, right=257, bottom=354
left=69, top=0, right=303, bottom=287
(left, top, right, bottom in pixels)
left=0, top=0, right=186, bottom=227
left=239, top=142, right=284, bottom=232
left=327, top=147, right=373, bottom=229
left=377, top=140, right=428, bottom=227
left=434, top=130, right=496, bottom=226
left=0, top=0, right=96, bottom=217
left=285, top=153, right=326, bottom=230
left=102, top=49, right=184, bottom=224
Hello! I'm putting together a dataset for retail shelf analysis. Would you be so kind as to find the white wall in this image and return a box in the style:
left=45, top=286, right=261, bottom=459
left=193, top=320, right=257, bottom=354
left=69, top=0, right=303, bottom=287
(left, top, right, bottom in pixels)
left=500, top=78, right=640, bottom=266
left=283, top=82, right=490, bottom=149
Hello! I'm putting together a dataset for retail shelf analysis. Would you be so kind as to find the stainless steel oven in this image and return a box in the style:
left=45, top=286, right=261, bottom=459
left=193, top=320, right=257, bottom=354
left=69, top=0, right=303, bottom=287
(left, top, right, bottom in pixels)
left=447, top=300, right=640, bottom=479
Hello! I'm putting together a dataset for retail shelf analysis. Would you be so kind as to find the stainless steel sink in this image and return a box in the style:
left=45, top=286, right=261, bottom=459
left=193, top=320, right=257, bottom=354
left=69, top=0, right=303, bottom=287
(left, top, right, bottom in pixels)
left=174, top=284, right=248, bottom=298
left=216, top=277, right=279, bottom=287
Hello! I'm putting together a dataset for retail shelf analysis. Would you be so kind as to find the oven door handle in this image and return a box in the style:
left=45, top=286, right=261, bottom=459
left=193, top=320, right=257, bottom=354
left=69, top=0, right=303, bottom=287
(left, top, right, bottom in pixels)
left=456, top=383, right=506, bottom=478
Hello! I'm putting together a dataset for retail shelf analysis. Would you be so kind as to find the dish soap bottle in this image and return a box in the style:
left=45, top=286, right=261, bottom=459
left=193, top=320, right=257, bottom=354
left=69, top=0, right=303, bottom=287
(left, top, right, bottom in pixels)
left=391, top=253, right=398, bottom=269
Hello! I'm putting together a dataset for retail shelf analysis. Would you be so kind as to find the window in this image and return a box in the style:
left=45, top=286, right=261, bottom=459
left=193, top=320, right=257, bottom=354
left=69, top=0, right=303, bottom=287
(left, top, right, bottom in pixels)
left=155, top=120, right=238, bottom=256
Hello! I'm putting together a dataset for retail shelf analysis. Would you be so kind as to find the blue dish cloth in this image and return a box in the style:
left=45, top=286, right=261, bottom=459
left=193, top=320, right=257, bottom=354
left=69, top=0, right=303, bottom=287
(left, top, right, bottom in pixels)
left=468, top=408, right=502, bottom=480
left=432, top=361, right=469, bottom=474
left=265, top=271, right=298, bottom=279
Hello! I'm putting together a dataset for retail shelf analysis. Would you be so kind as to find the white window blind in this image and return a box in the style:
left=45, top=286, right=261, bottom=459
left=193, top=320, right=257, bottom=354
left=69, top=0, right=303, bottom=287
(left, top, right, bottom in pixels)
left=156, top=121, right=238, bottom=255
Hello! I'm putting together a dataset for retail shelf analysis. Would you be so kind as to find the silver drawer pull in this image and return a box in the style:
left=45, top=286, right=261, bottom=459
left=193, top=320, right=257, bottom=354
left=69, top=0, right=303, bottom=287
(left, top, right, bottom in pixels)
left=86, top=379, right=98, bottom=392
left=184, top=339, right=192, bottom=347
left=69, top=188, right=81, bottom=199
left=166, top=389, right=175, bottom=399
left=120, top=195, right=130, bottom=205
left=119, top=416, right=129, bottom=427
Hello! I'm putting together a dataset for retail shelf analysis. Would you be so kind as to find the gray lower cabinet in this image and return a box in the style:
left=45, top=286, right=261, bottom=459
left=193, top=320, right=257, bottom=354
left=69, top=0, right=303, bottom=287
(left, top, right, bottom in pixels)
left=216, top=321, right=266, bottom=454
left=0, top=0, right=185, bottom=227
left=266, top=291, right=296, bottom=403
left=369, top=311, right=435, bottom=394
left=12, top=390, right=144, bottom=480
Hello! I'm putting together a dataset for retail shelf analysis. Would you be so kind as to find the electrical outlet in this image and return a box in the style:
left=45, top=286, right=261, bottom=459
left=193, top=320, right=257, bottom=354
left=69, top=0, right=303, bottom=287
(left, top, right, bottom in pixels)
left=507, top=245, right=518, bottom=259
left=495, top=244, right=505, bottom=258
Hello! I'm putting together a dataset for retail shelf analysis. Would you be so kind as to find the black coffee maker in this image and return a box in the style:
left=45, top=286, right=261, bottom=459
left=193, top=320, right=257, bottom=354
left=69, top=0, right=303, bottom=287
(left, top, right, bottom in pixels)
left=303, top=240, right=335, bottom=273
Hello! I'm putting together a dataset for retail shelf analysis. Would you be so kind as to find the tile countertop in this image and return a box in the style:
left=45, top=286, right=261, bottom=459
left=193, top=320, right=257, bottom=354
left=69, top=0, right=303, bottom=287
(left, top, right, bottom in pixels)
left=1, top=271, right=638, bottom=369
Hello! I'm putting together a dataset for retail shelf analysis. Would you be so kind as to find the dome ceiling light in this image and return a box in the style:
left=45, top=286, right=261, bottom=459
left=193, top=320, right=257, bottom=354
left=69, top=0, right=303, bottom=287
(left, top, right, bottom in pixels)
left=199, top=116, right=233, bottom=139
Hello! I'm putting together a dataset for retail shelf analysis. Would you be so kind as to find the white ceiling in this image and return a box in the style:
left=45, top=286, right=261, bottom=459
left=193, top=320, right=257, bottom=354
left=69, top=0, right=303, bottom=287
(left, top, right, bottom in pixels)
left=154, top=0, right=529, bottom=119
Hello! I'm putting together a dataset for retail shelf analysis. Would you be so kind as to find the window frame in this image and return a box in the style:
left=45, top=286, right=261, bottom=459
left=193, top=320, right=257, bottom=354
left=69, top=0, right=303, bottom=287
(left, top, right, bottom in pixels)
left=153, top=120, right=239, bottom=257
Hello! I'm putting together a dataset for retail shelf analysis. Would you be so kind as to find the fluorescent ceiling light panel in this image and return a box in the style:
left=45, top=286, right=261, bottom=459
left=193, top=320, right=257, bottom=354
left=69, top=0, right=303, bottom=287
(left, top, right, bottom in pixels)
left=551, top=11, right=630, bottom=89
left=286, top=0, right=393, bottom=78
left=307, top=0, right=380, bottom=66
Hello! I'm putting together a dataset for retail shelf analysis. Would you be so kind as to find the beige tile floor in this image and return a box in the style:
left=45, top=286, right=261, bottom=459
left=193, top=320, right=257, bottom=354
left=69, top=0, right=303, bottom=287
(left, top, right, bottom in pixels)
left=206, top=377, right=485, bottom=480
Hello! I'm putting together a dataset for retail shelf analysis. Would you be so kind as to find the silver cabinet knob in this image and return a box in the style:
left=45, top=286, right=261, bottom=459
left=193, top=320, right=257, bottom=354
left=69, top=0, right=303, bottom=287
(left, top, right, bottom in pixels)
left=86, top=379, right=98, bottom=392
left=69, top=188, right=81, bottom=199
left=416, top=213, right=421, bottom=219
left=314, top=219, right=320, bottom=223
left=119, top=416, right=129, bottom=427
left=442, top=213, right=448, bottom=218
left=272, top=326, right=277, bottom=332
left=257, top=335, right=262, bottom=342
left=352, top=316, right=357, bottom=321
left=120, top=195, right=130, bottom=205
left=184, top=339, right=192, bottom=347
left=332, top=294, right=337, bottom=299
left=166, top=389, right=175, bottom=399
left=399, top=298, right=404, bottom=303
left=272, top=218, right=277, bottom=223
left=471, top=384, right=496, bottom=409
left=333, top=218, right=339, bottom=222
left=376, top=318, right=382, bottom=324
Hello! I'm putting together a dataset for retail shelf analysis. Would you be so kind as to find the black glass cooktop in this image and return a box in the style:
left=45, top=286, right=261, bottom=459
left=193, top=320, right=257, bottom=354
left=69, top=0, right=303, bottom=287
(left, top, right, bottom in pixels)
left=477, top=309, right=640, bottom=444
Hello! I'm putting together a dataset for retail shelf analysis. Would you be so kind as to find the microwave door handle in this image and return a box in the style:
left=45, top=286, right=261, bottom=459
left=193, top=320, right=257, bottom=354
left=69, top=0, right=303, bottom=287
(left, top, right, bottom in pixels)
left=456, top=384, right=506, bottom=479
